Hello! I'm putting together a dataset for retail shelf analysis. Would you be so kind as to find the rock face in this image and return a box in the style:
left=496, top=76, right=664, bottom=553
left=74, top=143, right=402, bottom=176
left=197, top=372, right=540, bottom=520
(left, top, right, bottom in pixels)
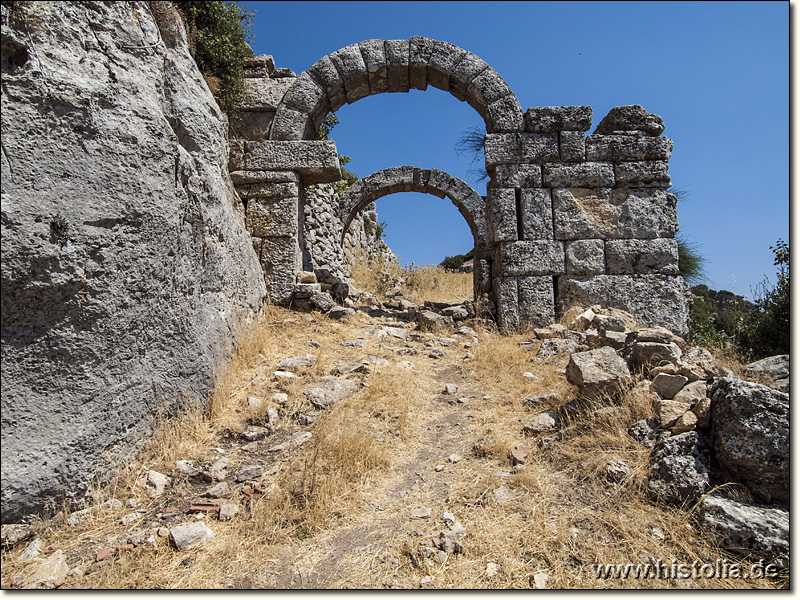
left=709, top=378, right=789, bottom=506
left=1, top=2, right=266, bottom=521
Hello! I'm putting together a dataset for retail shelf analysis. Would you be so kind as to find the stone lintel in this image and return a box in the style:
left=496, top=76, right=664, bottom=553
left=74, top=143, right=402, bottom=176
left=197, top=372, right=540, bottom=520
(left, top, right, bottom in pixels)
left=244, top=140, right=341, bottom=183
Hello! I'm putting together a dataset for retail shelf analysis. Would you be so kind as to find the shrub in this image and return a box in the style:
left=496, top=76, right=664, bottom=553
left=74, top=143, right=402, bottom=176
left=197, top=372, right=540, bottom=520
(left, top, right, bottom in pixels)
left=174, top=1, right=254, bottom=116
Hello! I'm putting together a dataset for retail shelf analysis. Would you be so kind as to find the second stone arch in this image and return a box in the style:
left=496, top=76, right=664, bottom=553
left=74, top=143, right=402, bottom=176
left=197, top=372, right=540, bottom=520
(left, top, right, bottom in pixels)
left=338, top=166, right=492, bottom=299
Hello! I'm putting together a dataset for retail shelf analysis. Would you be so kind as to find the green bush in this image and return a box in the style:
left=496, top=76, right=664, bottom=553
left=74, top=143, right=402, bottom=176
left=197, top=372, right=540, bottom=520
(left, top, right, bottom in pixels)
left=174, top=1, right=254, bottom=115
left=439, top=249, right=474, bottom=271
left=739, top=239, right=789, bottom=359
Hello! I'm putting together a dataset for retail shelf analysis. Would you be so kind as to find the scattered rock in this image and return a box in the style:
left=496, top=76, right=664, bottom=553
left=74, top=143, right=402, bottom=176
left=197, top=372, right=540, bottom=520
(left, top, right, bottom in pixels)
left=304, top=377, right=359, bottom=409
left=672, top=380, right=707, bottom=405
left=442, top=512, right=456, bottom=524
left=566, top=346, right=631, bottom=396
left=691, top=395, right=711, bottom=428
left=208, top=457, right=230, bottom=481
left=710, top=378, right=788, bottom=505
left=20, top=537, right=44, bottom=561
left=434, top=337, right=456, bottom=347
left=699, top=495, right=789, bottom=556
left=632, top=342, right=682, bottom=370
left=273, top=370, right=297, bottom=380
left=397, top=361, right=415, bottom=369
left=522, top=393, right=559, bottom=408
left=383, top=327, right=407, bottom=339
left=410, top=507, right=432, bottom=519
left=538, top=338, right=580, bottom=357
left=1, top=523, right=33, bottom=548
left=428, top=348, right=446, bottom=359
left=272, top=392, right=289, bottom=404
left=268, top=431, right=312, bottom=452
left=218, top=504, right=239, bottom=522
left=448, top=454, right=462, bottom=463
left=434, top=464, right=445, bottom=472
left=523, top=410, right=560, bottom=434
left=416, top=310, right=454, bottom=332
left=340, top=339, right=366, bottom=348
left=651, top=373, right=688, bottom=399
left=66, top=507, right=94, bottom=526
left=509, top=445, right=530, bottom=465
left=240, top=426, right=271, bottom=442
left=485, top=562, right=499, bottom=578
left=170, top=522, right=214, bottom=550
left=329, top=306, right=356, bottom=320
left=26, top=549, right=69, bottom=589
left=532, top=572, right=549, bottom=589
left=455, top=326, right=477, bottom=337
left=420, top=575, right=436, bottom=587
left=368, top=355, right=389, bottom=366
left=276, top=355, right=316, bottom=372
left=605, top=460, right=631, bottom=483
left=235, top=465, right=263, bottom=482
left=628, top=418, right=668, bottom=448
left=443, top=384, right=459, bottom=395
left=671, top=410, right=697, bottom=435
left=120, top=512, right=141, bottom=526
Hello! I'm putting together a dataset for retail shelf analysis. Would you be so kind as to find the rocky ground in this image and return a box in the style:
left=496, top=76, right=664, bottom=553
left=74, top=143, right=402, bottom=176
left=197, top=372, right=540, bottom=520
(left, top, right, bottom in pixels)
left=0, top=298, right=789, bottom=589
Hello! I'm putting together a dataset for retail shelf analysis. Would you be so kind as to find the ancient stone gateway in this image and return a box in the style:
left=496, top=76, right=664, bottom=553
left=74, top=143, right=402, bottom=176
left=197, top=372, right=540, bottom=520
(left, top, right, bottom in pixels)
left=232, top=37, right=690, bottom=334
left=338, top=166, right=491, bottom=297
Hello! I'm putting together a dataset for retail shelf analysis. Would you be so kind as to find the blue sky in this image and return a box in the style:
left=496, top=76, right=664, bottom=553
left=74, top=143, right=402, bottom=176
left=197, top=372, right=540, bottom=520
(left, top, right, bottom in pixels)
left=242, top=1, right=788, bottom=298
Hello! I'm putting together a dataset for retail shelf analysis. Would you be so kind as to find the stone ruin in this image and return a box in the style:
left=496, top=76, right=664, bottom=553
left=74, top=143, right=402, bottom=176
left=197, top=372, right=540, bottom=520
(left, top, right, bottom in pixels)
left=229, top=37, right=690, bottom=335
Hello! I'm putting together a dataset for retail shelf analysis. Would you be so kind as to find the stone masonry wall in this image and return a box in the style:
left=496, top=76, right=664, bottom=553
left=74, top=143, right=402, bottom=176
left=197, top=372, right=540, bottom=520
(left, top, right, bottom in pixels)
left=230, top=39, right=690, bottom=336
left=230, top=55, right=389, bottom=302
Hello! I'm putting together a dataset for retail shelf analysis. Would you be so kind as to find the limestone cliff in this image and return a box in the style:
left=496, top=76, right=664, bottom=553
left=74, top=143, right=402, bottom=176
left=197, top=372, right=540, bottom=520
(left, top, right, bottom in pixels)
left=1, top=1, right=266, bottom=522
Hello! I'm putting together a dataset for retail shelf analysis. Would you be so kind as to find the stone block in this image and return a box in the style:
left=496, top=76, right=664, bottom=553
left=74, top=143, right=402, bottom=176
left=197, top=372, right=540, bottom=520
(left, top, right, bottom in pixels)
left=229, top=110, right=275, bottom=140
left=488, top=188, right=517, bottom=242
left=497, top=241, right=564, bottom=276
left=520, top=188, right=553, bottom=240
left=495, top=276, right=520, bottom=331
left=237, top=181, right=298, bottom=200
left=543, top=162, right=615, bottom=188
left=595, top=105, right=665, bottom=136
left=524, top=106, right=593, bottom=133
left=240, top=77, right=293, bottom=111
left=251, top=237, right=263, bottom=262
left=586, top=135, right=673, bottom=161
left=279, top=72, right=327, bottom=117
left=485, top=94, right=525, bottom=133
left=384, top=39, right=410, bottom=93
left=427, top=40, right=466, bottom=92
left=605, top=239, right=679, bottom=275
left=268, top=105, right=313, bottom=141
left=243, top=54, right=275, bottom=78
left=246, top=196, right=298, bottom=237
left=566, top=346, right=632, bottom=396
left=465, top=68, right=512, bottom=112
left=518, top=275, right=555, bottom=327
left=412, top=167, right=431, bottom=193
left=244, top=141, right=341, bottom=184
left=330, top=44, right=369, bottom=104
left=614, top=161, right=671, bottom=188
left=260, top=236, right=298, bottom=304
left=565, top=239, right=604, bottom=275
left=493, top=164, right=542, bottom=188
left=552, top=187, right=678, bottom=240
left=358, top=39, right=387, bottom=95
left=307, top=54, right=346, bottom=111
left=230, top=170, right=298, bottom=184
left=426, top=168, right=454, bottom=198
left=450, top=52, right=489, bottom=101
left=409, top=36, right=436, bottom=90
left=559, top=131, right=586, bottom=161
left=484, top=133, right=559, bottom=166
left=700, top=495, right=789, bottom=556
left=557, top=274, right=690, bottom=336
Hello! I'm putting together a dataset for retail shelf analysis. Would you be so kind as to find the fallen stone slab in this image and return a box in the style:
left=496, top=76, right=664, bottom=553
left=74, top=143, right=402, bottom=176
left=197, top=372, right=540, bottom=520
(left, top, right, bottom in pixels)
left=268, top=431, right=312, bottom=452
left=647, top=431, right=710, bottom=503
left=276, top=355, right=316, bottom=372
left=26, top=549, right=69, bottom=589
left=523, top=410, right=560, bottom=434
left=1, top=523, right=33, bottom=548
left=699, top=495, right=789, bottom=556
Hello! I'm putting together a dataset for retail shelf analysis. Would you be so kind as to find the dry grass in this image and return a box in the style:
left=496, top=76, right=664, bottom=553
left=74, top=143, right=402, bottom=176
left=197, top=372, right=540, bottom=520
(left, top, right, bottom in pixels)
left=1, top=288, right=785, bottom=590
left=350, top=252, right=472, bottom=305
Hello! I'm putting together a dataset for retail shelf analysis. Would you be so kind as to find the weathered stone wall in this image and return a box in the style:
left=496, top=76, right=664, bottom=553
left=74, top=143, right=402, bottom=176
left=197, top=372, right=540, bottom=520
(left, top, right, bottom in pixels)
left=487, top=104, right=689, bottom=335
left=232, top=38, right=689, bottom=335
left=1, top=2, right=266, bottom=522
left=230, top=55, right=390, bottom=301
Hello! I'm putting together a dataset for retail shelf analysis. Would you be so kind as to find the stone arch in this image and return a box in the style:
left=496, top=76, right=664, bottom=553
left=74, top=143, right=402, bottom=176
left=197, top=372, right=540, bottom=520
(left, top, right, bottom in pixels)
left=268, top=37, right=523, bottom=140
left=338, top=166, right=486, bottom=248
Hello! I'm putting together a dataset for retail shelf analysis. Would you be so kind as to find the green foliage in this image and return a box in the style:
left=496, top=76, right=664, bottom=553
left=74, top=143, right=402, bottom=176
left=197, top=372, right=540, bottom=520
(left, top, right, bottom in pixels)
left=439, top=249, right=474, bottom=271
left=316, top=113, right=359, bottom=193
left=174, top=1, right=254, bottom=115
left=375, top=221, right=388, bottom=240
left=687, top=240, right=789, bottom=361
left=738, top=239, right=789, bottom=359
